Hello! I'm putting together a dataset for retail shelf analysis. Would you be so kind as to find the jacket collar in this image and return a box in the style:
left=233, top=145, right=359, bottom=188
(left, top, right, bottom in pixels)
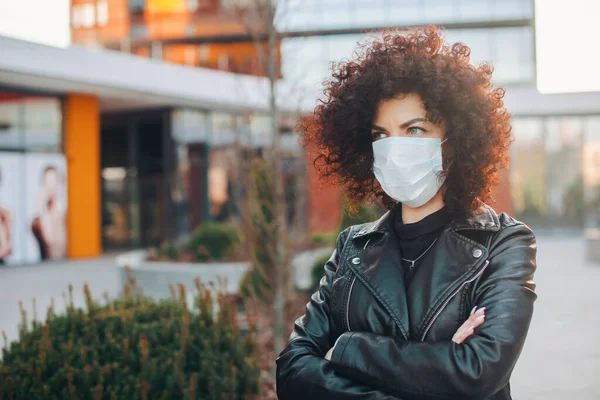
left=351, top=202, right=501, bottom=240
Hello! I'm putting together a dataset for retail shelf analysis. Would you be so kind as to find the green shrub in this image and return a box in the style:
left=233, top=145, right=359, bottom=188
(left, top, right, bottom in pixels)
left=310, top=254, right=333, bottom=293
left=188, top=222, right=241, bottom=262
left=310, top=232, right=337, bottom=247
left=160, top=241, right=179, bottom=260
left=239, top=158, right=280, bottom=303
left=0, top=281, right=260, bottom=400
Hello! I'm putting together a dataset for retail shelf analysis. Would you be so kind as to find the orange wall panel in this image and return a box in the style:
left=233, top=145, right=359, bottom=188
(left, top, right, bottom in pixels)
left=491, top=167, right=514, bottom=216
left=64, top=94, right=102, bottom=258
left=305, top=141, right=343, bottom=234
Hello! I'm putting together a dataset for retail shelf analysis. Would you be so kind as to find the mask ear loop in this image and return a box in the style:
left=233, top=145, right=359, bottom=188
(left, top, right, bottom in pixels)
left=440, top=138, right=452, bottom=172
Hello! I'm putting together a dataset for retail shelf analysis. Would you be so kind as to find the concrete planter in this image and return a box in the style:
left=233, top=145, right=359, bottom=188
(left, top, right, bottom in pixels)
left=115, top=246, right=334, bottom=303
left=115, top=250, right=252, bottom=303
left=585, top=229, right=600, bottom=263
left=292, top=247, right=334, bottom=291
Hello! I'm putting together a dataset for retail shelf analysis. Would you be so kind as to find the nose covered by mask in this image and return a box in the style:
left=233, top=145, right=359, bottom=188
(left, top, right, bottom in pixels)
left=372, top=137, right=446, bottom=208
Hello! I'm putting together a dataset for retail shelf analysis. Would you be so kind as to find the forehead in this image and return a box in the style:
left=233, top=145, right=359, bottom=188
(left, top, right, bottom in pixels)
left=44, top=169, right=58, bottom=179
left=373, top=94, right=426, bottom=123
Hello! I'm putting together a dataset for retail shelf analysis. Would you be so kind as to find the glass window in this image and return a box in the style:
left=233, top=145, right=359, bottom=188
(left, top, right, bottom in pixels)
left=210, top=112, right=237, bottom=146
left=388, top=0, right=420, bottom=25
left=445, top=29, right=493, bottom=66
left=584, top=117, right=600, bottom=229
left=0, top=93, right=62, bottom=152
left=22, top=96, right=63, bottom=152
left=249, top=114, right=273, bottom=147
left=456, top=0, right=493, bottom=22
left=351, top=0, right=387, bottom=28
left=545, top=117, right=584, bottom=227
left=422, top=0, right=458, bottom=22
left=172, top=109, right=210, bottom=144
left=491, top=27, right=534, bottom=84
left=0, top=93, right=23, bottom=150
left=129, top=0, right=145, bottom=12
left=491, top=0, right=532, bottom=20
left=510, top=118, right=547, bottom=225
left=445, top=27, right=534, bottom=85
left=279, top=0, right=534, bottom=31
left=97, top=0, right=109, bottom=26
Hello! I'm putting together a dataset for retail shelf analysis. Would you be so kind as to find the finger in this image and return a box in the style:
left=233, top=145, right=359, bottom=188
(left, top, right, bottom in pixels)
left=455, top=315, right=484, bottom=344
left=468, top=307, right=486, bottom=323
left=470, top=306, right=477, bottom=315
left=454, top=322, right=473, bottom=341
left=453, top=326, right=474, bottom=344
left=472, top=314, right=485, bottom=327
left=473, top=307, right=486, bottom=316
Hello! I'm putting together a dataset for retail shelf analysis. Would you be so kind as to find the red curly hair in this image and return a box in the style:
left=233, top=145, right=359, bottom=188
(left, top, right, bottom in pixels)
left=301, top=26, right=512, bottom=216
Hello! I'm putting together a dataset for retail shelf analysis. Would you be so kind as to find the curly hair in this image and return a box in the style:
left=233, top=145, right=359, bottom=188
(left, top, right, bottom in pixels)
left=301, top=26, right=512, bottom=216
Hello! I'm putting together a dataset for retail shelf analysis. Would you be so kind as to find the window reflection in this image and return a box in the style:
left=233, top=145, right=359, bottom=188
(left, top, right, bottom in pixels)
left=0, top=93, right=22, bottom=150
left=545, top=118, right=584, bottom=227
left=510, top=118, right=547, bottom=224
left=282, top=27, right=534, bottom=91
left=584, top=118, right=600, bottom=228
left=23, top=97, right=63, bottom=152
left=279, top=0, right=534, bottom=30
left=0, top=95, right=62, bottom=152
left=171, top=109, right=210, bottom=236
left=445, top=27, right=534, bottom=84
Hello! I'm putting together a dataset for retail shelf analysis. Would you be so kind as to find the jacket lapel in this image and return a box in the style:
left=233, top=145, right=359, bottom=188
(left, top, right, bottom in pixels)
left=347, top=228, right=410, bottom=340
left=346, top=203, right=500, bottom=340
left=408, top=228, right=488, bottom=339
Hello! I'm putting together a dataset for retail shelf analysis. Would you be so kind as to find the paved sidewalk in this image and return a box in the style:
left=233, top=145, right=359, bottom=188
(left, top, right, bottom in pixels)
left=0, top=256, right=120, bottom=345
left=0, top=236, right=599, bottom=399
left=510, top=235, right=600, bottom=399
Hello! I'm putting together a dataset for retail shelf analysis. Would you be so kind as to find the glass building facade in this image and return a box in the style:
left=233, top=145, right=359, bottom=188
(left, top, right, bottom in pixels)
left=100, top=108, right=307, bottom=252
left=278, top=0, right=535, bottom=88
left=511, top=116, right=600, bottom=230
left=275, top=0, right=598, bottom=231
left=0, top=90, right=67, bottom=265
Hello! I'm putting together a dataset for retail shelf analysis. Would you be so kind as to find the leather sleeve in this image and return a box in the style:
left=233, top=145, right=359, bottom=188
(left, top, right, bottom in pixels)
left=276, top=228, right=401, bottom=400
left=330, top=222, right=537, bottom=400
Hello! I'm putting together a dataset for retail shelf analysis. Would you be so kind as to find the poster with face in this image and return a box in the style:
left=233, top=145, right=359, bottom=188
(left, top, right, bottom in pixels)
left=24, top=153, right=68, bottom=263
left=0, top=152, right=26, bottom=265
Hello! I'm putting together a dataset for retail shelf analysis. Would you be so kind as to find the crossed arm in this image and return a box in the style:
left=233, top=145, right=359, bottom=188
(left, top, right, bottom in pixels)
left=276, top=223, right=537, bottom=400
left=276, top=229, right=402, bottom=400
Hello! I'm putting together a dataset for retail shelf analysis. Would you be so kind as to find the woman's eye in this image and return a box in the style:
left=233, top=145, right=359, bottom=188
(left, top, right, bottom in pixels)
left=372, top=131, right=387, bottom=141
left=407, top=127, right=425, bottom=136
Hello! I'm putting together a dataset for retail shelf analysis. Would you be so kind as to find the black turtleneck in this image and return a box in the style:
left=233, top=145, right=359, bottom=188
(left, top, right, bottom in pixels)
left=393, top=204, right=452, bottom=288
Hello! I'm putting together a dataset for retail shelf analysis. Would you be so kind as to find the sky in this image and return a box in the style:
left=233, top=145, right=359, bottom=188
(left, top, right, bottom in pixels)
left=535, top=0, right=600, bottom=94
left=0, top=0, right=70, bottom=47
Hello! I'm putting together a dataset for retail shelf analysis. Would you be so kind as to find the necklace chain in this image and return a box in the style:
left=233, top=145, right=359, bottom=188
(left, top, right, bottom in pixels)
left=402, top=237, right=438, bottom=270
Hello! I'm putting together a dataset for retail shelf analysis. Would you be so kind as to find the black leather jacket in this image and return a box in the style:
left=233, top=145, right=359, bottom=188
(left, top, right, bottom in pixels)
left=276, top=204, right=537, bottom=400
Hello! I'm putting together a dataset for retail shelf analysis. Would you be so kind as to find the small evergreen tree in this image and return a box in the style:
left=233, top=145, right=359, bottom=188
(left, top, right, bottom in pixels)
left=0, top=280, right=261, bottom=400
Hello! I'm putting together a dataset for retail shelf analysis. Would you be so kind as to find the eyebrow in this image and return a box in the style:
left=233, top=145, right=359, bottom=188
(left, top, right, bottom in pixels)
left=371, top=118, right=428, bottom=131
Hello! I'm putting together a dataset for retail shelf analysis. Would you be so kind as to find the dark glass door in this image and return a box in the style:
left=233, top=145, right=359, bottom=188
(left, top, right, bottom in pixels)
left=101, top=111, right=168, bottom=251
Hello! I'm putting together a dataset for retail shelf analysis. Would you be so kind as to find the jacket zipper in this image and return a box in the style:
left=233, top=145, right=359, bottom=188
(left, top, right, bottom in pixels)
left=420, top=260, right=490, bottom=341
left=346, top=275, right=357, bottom=331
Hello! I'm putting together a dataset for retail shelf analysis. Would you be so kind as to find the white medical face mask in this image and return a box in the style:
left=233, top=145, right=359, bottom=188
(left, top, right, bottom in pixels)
left=372, top=137, right=446, bottom=208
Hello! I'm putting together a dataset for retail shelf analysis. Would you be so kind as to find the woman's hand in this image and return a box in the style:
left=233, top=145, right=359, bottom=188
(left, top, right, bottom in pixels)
left=452, top=306, right=486, bottom=344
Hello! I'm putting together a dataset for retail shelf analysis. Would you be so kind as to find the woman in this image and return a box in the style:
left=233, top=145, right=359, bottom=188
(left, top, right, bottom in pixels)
left=0, top=168, right=13, bottom=265
left=276, top=27, right=537, bottom=400
left=31, top=166, right=66, bottom=260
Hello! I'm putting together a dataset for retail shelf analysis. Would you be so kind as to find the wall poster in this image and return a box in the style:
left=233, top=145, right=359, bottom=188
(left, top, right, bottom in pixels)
left=23, top=153, right=68, bottom=263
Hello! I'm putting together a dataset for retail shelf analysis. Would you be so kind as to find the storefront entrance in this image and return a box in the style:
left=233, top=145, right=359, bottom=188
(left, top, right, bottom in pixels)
left=100, top=111, right=169, bottom=251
